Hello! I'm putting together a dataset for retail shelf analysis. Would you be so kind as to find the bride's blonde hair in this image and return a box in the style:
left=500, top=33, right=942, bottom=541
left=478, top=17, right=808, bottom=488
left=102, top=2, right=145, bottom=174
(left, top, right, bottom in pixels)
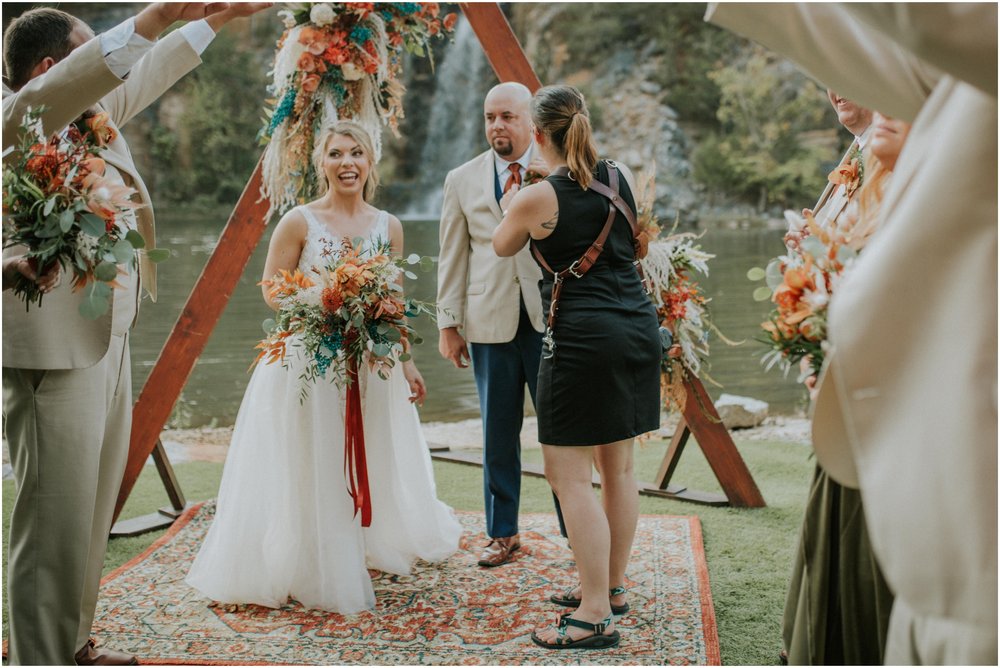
left=311, top=120, right=380, bottom=202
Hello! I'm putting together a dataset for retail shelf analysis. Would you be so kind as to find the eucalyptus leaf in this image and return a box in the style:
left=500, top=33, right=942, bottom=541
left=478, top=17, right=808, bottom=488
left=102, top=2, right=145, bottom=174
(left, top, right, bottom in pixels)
left=58, top=208, right=76, bottom=233
left=125, top=229, right=146, bottom=249
left=146, top=248, right=170, bottom=263
left=753, top=286, right=773, bottom=302
left=78, top=282, right=111, bottom=320
left=111, top=239, right=134, bottom=264
left=94, top=261, right=118, bottom=282
left=746, top=266, right=766, bottom=281
left=36, top=214, right=62, bottom=238
left=80, top=213, right=106, bottom=237
left=406, top=253, right=421, bottom=265
left=419, top=257, right=434, bottom=271
left=404, top=270, right=417, bottom=280
left=398, top=352, right=412, bottom=363
left=262, top=317, right=276, bottom=334
left=373, top=343, right=391, bottom=357
left=383, top=327, right=402, bottom=343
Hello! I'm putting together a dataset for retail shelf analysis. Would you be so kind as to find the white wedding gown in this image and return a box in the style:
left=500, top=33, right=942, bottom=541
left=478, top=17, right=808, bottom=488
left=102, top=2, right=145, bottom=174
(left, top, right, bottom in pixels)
left=186, top=207, right=463, bottom=613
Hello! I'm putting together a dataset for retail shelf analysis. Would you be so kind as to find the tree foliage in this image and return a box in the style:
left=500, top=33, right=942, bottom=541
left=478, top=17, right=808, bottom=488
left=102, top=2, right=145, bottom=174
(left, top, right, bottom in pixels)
left=150, top=32, right=270, bottom=207
left=693, top=48, right=836, bottom=208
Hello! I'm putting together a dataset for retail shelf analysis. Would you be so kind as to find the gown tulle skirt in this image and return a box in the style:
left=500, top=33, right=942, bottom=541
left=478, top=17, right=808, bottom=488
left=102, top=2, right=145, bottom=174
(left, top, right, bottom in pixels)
left=185, top=341, right=463, bottom=613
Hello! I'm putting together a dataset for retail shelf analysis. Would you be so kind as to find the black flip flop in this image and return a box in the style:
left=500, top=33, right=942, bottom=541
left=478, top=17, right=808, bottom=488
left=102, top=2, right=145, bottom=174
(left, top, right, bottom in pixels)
left=531, top=613, right=620, bottom=650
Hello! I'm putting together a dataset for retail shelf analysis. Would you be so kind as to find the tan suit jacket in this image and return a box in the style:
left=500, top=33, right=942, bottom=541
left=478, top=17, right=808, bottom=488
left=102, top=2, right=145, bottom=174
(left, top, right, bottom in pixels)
left=437, top=149, right=544, bottom=343
left=2, top=32, right=201, bottom=369
left=708, top=1, right=997, bottom=649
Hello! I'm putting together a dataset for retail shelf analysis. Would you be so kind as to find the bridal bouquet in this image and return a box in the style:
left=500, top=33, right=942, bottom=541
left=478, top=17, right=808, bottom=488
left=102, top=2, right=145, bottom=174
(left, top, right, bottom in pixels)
left=2, top=107, right=166, bottom=318
left=261, top=2, right=457, bottom=217
left=253, top=236, right=434, bottom=393
left=750, top=211, right=859, bottom=377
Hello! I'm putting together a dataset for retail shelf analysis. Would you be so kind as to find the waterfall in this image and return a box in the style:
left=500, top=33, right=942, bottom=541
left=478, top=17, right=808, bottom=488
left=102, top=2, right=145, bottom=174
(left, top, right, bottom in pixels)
left=401, top=16, right=492, bottom=218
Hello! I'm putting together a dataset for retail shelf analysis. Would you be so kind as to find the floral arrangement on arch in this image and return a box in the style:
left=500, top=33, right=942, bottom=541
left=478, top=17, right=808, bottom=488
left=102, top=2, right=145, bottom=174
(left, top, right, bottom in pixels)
left=749, top=211, right=860, bottom=378
left=260, top=2, right=457, bottom=218
left=2, top=107, right=168, bottom=319
left=634, top=168, right=732, bottom=414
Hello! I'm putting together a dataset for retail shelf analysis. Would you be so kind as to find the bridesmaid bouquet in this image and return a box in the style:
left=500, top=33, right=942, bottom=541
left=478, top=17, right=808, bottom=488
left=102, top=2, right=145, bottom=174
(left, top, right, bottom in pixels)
left=2, top=107, right=167, bottom=318
left=254, top=237, right=434, bottom=394
left=749, top=211, right=859, bottom=377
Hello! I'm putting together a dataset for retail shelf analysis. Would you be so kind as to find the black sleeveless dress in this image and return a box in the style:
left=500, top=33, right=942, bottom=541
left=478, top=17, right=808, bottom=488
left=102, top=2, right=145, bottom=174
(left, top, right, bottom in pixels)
left=532, top=161, right=661, bottom=446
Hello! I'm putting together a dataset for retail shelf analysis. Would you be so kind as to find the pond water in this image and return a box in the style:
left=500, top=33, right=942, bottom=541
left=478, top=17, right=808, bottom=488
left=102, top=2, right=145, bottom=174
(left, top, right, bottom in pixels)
left=131, top=211, right=807, bottom=427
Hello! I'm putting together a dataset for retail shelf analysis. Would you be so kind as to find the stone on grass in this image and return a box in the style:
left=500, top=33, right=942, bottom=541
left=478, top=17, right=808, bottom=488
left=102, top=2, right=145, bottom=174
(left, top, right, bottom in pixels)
left=716, top=394, right=769, bottom=429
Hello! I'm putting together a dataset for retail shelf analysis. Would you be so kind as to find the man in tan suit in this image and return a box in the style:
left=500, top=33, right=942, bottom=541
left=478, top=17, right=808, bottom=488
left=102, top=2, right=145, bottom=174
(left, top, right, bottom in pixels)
left=1, top=3, right=268, bottom=664
left=437, top=82, right=561, bottom=567
left=708, top=3, right=997, bottom=664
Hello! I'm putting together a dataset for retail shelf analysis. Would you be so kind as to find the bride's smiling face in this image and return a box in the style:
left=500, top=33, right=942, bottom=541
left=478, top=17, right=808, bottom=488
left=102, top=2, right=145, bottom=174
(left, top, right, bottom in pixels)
left=322, top=133, right=370, bottom=196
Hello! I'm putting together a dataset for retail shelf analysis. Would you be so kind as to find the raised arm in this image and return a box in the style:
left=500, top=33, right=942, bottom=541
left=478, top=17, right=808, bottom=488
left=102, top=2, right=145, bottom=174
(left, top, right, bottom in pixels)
left=2, top=39, right=121, bottom=146
left=847, top=3, right=996, bottom=97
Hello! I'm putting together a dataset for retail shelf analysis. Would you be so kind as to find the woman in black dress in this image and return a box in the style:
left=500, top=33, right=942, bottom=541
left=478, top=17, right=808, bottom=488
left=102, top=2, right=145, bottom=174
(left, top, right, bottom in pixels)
left=493, top=85, right=661, bottom=650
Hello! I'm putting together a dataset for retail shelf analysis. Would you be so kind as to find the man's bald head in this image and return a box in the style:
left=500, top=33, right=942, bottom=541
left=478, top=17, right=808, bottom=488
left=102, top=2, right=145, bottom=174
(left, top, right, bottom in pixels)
left=483, top=82, right=534, bottom=158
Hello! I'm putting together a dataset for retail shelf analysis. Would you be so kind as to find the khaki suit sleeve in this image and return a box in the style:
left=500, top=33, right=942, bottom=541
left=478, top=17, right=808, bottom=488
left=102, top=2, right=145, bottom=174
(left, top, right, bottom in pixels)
left=848, top=3, right=997, bottom=97
left=436, top=170, right=470, bottom=330
left=101, top=29, right=203, bottom=128
left=705, top=2, right=940, bottom=122
left=2, top=39, right=122, bottom=153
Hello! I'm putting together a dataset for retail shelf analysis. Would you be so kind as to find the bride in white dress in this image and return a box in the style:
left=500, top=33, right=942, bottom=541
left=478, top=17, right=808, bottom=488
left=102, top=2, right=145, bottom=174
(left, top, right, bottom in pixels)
left=186, top=121, right=463, bottom=613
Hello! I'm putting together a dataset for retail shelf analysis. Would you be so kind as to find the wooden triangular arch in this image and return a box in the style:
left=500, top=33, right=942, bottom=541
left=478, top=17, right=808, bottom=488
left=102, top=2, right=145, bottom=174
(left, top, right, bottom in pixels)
left=112, top=3, right=762, bottom=534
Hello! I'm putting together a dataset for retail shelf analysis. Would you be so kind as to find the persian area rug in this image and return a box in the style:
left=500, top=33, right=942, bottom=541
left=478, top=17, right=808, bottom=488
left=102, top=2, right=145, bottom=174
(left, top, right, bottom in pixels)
left=91, top=502, right=720, bottom=665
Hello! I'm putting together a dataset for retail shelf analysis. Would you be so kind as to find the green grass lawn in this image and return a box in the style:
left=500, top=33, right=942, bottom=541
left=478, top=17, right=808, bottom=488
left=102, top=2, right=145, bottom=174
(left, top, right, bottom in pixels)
left=2, top=436, right=812, bottom=665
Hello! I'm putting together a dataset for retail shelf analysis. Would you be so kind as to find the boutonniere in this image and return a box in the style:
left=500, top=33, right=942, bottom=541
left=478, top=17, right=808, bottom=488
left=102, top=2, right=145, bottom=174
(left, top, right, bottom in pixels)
left=828, top=147, right=864, bottom=198
left=523, top=169, right=545, bottom=186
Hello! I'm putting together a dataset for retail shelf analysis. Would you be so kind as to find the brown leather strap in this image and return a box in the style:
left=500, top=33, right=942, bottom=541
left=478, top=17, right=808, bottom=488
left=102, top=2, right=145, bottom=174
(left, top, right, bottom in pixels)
left=531, top=160, right=634, bottom=332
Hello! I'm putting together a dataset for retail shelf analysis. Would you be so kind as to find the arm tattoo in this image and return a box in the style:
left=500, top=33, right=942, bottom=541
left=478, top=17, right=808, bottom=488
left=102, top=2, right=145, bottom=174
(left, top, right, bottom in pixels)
left=540, top=209, right=559, bottom=230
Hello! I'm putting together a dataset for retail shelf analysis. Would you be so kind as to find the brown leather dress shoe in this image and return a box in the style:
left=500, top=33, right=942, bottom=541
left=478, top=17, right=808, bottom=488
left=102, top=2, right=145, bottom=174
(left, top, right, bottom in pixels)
left=75, top=639, right=138, bottom=665
left=477, top=534, right=520, bottom=567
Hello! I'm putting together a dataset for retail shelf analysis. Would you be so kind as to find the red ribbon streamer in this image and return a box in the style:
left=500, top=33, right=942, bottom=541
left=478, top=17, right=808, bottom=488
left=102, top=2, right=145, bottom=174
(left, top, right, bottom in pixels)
left=344, top=359, right=372, bottom=527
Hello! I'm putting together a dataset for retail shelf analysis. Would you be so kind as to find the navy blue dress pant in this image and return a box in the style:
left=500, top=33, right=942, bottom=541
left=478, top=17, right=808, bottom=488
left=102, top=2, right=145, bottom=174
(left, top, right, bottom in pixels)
left=469, top=302, right=565, bottom=538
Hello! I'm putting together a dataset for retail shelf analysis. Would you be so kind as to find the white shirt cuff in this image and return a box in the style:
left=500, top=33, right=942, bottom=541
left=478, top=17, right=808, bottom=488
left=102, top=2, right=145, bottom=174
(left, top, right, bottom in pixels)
left=178, top=19, right=217, bottom=56
left=100, top=16, right=155, bottom=78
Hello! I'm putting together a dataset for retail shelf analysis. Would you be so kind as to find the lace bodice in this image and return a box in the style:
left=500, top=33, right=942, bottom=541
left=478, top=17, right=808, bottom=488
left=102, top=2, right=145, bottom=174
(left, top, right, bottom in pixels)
left=296, top=205, right=391, bottom=272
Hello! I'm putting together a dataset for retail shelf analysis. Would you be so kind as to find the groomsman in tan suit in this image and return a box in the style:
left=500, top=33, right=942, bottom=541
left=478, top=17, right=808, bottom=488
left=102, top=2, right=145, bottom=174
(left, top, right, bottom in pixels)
left=708, top=3, right=997, bottom=664
left=437, top=82, right=562, bottom=567
left=786, top=91, right=871, bottom=251
left=2, top=3, right=269, bottom=664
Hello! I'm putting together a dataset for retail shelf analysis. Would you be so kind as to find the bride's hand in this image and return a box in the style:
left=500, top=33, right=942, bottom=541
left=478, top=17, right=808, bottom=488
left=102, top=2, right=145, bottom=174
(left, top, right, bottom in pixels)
left=402, top=360, right=426, bottom=406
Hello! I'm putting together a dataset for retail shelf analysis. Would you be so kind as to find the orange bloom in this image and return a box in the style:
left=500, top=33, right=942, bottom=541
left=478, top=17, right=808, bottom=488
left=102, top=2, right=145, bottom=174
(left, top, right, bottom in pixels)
left=321, top=285, right=344, bottom=312
left=297, top=52, right=327, bottom=74
left=423, top=2, right=440, bottom=17
left=301, top=73, right=322, bottom=93
left=85, top=112, right=117, bottom=147
left=81, top=172, right=140, bottom=222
